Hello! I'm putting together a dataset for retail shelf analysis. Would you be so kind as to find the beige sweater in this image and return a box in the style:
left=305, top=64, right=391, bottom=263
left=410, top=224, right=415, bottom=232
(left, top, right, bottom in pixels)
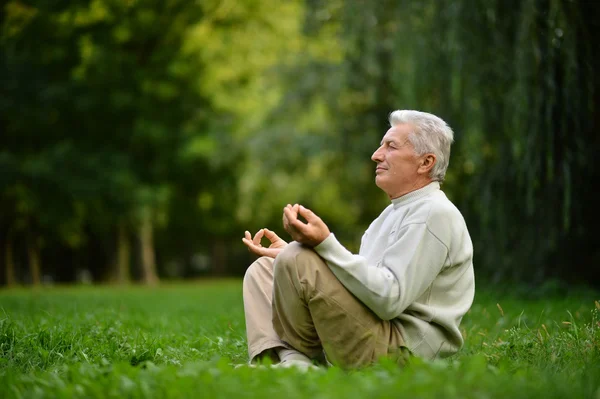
left=314, top=182, right=475, bottom=359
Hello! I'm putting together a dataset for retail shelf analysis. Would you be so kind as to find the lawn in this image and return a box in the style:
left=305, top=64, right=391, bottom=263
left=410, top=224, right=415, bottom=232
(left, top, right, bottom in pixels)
left=0, top=280, right=599, bottom=398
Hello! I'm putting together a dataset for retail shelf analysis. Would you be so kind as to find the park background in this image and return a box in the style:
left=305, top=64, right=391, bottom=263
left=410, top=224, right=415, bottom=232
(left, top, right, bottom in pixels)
left=2, top=0, right=599, bottom=289
left=1, top=1, right=600, bottom=398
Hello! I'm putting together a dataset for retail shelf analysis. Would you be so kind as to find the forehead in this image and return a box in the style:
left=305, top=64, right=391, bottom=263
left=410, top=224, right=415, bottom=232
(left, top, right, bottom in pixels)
left=381, top=123, right=413, bottom=143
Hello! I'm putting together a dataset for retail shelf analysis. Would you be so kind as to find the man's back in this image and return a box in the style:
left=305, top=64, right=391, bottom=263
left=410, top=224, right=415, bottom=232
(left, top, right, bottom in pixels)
left=354, top=182, right=474, bottom=358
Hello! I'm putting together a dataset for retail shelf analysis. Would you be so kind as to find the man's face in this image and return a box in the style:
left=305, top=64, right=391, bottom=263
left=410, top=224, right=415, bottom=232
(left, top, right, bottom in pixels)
left=371, top=123, right=423, bottom=199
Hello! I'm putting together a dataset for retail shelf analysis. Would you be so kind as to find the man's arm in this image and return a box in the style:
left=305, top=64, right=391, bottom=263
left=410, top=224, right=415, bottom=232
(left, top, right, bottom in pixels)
left=282, top=203, right=448, bottom=320
left=314, top=223, right=448, bottom=320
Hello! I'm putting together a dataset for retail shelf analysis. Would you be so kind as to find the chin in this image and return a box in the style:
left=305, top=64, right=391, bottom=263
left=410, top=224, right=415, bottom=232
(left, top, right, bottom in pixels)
left=375, top=178, right=396, bottom=198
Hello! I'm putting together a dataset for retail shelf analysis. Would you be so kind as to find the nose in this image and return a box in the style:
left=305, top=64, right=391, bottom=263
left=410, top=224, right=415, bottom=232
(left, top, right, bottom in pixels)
left=371, top=145, right=384, bottom=162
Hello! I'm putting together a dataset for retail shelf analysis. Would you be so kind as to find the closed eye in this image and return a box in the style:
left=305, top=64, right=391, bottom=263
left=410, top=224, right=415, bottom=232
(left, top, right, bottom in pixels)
left=379, top=141, right=396, bottom=149
left=380, top=138, right=409, bottom=150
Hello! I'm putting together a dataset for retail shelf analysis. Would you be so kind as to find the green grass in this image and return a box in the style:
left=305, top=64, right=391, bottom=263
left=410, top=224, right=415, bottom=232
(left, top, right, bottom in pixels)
left=0, top=280, right=599, bottom=398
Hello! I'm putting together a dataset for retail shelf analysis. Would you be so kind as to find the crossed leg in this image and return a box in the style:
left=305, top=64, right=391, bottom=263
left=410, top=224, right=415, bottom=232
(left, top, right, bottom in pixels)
left=243, top=242, right=407, bottom=368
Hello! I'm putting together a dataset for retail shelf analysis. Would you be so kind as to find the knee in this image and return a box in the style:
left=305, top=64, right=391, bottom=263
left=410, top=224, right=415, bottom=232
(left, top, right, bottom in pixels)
left=243, top=257, right=273, bottom=287
left=273, top=242, right=318, bottom=278
left=275, top=241, right=304, bottom=263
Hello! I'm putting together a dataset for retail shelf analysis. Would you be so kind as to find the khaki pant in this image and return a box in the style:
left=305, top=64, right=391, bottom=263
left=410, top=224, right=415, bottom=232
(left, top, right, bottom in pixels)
left=243, top=242, right=408, bottom=369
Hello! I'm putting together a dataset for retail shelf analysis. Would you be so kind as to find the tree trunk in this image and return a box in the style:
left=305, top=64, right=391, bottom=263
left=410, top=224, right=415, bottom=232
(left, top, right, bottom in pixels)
left=5, top=233, right=16, bottom=287
left=139, top=212, right=159, bottom=285
left=211, top=238, right=227, bottom=276
left=28, top=237, right=41, bottom=286
left=116, top=222, right=131, bottom=284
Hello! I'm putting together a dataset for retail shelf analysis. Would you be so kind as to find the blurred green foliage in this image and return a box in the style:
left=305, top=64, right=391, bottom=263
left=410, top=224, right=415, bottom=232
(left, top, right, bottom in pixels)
left=1, top=0, right=599, bottom=286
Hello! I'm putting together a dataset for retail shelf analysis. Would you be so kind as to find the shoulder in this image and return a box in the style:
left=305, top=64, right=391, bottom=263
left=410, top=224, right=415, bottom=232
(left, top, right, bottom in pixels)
left=424, top=191, right=469, bottom=245
left=426, top=191, right=465, bottom=223
left=401, top=190, right=456, bottom=222
left=403, top=190, right=466, bottom=231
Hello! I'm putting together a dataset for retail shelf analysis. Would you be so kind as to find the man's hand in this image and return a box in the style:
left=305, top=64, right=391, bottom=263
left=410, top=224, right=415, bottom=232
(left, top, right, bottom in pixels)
left=242, top=228, right=287, bottom=258
left=282, top=204, right=331, bottom=247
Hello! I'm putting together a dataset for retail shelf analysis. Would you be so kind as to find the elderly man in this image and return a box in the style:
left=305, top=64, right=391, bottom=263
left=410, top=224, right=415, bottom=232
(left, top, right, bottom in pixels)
left=241, top=110, right=474, bottom=370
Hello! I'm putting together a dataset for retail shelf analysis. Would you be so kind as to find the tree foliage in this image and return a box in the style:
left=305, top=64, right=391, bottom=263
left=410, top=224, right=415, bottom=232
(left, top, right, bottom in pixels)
left=1, top=0, right=598, bottom=286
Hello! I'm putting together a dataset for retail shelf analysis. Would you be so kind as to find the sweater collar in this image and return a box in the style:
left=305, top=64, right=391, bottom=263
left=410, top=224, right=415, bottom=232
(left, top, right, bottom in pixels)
left=391, top=181, right=440, bottom=208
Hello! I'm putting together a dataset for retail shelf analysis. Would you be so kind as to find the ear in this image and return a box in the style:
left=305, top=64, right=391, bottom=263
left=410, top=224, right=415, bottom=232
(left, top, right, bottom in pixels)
left=417, top=154, right=436, bottom=175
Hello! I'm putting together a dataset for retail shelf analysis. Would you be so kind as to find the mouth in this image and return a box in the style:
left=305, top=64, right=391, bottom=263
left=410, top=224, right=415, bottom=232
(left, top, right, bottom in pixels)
left=375, top=166, right=387, bottom=174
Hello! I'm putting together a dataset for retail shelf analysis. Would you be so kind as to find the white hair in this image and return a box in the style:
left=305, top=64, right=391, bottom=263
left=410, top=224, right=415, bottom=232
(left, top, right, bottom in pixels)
left=388, top=110, right=454, bottom=182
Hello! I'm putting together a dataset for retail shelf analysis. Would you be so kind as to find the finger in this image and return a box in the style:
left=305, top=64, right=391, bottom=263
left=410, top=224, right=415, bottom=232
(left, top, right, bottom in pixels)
left=286, top=206, right=308, bottom=226
left=252, top=229, right=264, bottom=245
left=294, top=204, right=309, bottom=222
left=298, top=205, right=319, bottom=223
left=243, top=238, right=266, bottom=256
left=263, top=228, right=280, bottom=242
left=245, top=231, right=251, bottom=240
left=282, top=214, right=290, bottom=231
left=286, top=219, right=306, bottom=235
left=282, top=217, right=288, bottom=231
left=283, top=208, right=292, bottom=226
left=290, top=217, right=308, bottom=232
left=283, top=220, right=297, bottom=237
left=283, top=207, right=298, bottom=223
left=288, top=204, right=299, bottom=217
left=242, top=237, right=255, bottom=250
left=284, top=206, right=309, bottom=236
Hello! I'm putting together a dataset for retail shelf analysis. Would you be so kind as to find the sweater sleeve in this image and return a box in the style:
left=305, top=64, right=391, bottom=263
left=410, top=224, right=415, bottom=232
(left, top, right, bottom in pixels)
left=314, top=223, right=449, bottom=320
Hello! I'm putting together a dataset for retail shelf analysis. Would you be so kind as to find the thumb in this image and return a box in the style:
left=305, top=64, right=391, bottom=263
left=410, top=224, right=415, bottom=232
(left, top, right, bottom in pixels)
left=299, top=206, right=318, bottom=222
